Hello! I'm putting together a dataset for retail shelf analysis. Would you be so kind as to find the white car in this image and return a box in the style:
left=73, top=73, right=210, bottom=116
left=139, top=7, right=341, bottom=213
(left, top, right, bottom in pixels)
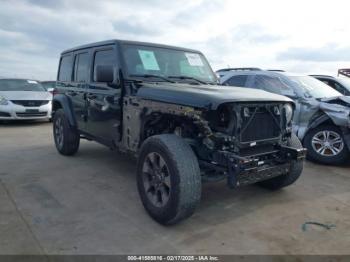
left=0, top=78, right=52, bottom=121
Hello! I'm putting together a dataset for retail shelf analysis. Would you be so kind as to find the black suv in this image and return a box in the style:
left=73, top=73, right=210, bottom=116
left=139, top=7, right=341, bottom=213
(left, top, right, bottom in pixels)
left=52, top=40, right=306, bottom=225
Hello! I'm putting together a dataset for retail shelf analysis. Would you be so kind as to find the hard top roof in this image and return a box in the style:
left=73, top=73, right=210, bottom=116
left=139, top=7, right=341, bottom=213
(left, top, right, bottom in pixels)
left=61, top=39, right=202, bottom=55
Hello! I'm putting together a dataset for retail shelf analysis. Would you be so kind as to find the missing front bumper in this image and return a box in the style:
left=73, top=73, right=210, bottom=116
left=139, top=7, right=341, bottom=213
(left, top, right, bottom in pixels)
left=210, top=145, right=307, bottom=188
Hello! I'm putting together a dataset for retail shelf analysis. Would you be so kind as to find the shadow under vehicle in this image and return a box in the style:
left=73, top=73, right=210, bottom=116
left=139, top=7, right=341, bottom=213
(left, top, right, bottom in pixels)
left=52, top=40, right=306, bottom=225
left=219, top=68, right=350, bottom=165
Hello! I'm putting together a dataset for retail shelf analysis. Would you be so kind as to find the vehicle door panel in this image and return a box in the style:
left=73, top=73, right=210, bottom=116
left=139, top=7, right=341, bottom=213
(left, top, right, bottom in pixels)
left=70, top=51, right=91, bottom=131
left=86, top=46, right=122, bottom=144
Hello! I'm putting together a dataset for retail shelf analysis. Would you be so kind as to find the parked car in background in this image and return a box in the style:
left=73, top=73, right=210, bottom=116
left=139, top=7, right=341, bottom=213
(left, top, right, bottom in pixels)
left=219, top=68, right=350, bottom=165
left=0, top=78, right=52, bottom=121
left=310, top=75, right=350, bottom=96
left=40, top=81, right=56, bottom=94
left=52, top=40, right=306, bottom=225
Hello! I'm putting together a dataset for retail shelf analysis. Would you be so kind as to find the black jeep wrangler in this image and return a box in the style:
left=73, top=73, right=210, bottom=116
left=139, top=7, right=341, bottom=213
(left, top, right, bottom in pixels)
left=52, top=40, right=306, bottom=225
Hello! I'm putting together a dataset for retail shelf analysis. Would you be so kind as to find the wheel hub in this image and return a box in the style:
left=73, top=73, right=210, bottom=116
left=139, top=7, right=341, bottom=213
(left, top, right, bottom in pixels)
left=142, top=152, right=171, bottom=207
left=311, top=130, right=344, bottom=157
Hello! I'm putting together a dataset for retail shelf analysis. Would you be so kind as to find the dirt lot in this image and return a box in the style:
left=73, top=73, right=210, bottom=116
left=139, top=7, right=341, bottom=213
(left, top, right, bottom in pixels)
left=0, top=121, right=349, bottom=255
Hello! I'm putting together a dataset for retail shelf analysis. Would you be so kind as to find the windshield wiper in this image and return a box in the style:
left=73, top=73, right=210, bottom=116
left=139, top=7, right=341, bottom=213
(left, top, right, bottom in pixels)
left=129, top=74, right=175, bottom=83
left=168, top=75, right=208, bottom=85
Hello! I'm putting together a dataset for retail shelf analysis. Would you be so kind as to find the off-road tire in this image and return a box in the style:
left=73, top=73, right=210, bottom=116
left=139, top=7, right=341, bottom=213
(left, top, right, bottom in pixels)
left=137, top=134, right=201, bottom=225
left=304, top=125, right=349, bottom=165
left=53, top=109, right=80, bottom=156
left=258, top=133, right=304, bottom=190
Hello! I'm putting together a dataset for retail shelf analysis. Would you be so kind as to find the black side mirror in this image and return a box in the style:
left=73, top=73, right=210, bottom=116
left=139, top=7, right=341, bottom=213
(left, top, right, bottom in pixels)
left=95, top=65, right=114, bottom=83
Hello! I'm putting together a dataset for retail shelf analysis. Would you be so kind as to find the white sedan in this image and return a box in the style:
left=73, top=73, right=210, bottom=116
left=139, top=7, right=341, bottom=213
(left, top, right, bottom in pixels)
left=0, top=78, right=52, bottom=121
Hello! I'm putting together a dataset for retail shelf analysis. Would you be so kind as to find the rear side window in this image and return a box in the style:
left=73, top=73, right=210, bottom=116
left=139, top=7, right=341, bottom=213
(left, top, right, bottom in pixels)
left=74, top=53, right=89, bottom=82
left=58, top=55, right=72, bottom=81
left=93, top=49, right=115, bottom=82
left=254, top=75, right=295, bottom=96
left=225, top=75, right=248, bottom=87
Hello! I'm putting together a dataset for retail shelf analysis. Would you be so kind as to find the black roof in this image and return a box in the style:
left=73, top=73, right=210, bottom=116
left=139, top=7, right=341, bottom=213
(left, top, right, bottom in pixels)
left=61, top=39, right=201, bottom=55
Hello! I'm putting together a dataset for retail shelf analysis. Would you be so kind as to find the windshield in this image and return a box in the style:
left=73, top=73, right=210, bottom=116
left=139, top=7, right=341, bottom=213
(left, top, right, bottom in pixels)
left=337, top=78, right=350, bottom=90
left=289, top=76, right=342, bottom=99
left=41, top=81, right=56, bottom=90
left=0, top=79, right=46, bottom=92
left=121, top=44, right=217, bottom=84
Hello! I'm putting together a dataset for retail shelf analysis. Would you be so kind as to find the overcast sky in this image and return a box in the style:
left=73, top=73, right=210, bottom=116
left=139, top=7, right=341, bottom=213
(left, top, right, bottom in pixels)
left=0, top=0, right=349, bottom=80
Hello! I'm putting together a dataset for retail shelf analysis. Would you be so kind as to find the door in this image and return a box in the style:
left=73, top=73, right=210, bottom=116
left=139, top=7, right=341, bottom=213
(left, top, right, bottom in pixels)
left=57, top=53, right=87, bottom=130
left=85, top=47, right=122, bottom=145
left=70, top=51, right=90, bottom=131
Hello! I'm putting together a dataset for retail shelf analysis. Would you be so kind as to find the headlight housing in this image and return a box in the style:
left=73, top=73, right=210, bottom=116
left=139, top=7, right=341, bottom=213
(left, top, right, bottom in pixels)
left=0, top=95, right=8, bottom=105
left=284, top=104, right=293, bottom=124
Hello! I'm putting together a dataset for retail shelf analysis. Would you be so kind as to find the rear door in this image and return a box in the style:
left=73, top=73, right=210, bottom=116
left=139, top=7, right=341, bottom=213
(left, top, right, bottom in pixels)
left=57, top=53, right=86, bottom=130
left=70, top=51, right=90, bottom=131
left=85, top=46, right=122, bottom=145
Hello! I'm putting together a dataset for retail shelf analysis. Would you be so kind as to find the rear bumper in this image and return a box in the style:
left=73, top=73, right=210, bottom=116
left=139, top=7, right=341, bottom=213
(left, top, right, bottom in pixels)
left=209, top=145, right=307, bottom=188
left=0, top=102, right=52, bottom=120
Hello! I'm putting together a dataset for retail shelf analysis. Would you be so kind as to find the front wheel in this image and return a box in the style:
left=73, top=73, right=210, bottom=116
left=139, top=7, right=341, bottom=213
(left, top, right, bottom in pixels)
left=137, top=134, right=201, bottom=225
left=304, top=125, right=349, bottom=165
left=258, top=133, right=304, bottom=190
left=53, top=109, right=80, bottom=156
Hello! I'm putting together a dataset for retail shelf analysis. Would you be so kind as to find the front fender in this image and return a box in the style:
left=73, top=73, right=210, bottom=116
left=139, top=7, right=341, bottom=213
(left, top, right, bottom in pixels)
left=52, top=94, right=77, bottom=127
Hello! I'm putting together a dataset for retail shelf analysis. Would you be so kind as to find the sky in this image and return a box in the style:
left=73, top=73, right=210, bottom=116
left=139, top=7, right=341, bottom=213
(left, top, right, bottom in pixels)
left=0, top=0, right=349, bottom=80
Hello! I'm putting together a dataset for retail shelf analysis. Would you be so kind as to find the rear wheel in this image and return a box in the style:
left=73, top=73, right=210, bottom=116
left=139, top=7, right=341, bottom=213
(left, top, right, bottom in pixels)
left=137, top=134, right=201, bottom=225
left=304, top=125, right=349, bottom=165
left=53, top=109, right=80, bottom=156
left=258, top=133, right=304, bottom=190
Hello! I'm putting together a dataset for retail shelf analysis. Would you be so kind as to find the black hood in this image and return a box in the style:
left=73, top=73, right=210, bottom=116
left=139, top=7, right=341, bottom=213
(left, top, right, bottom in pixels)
left=136, top=83, right=292, bottom=110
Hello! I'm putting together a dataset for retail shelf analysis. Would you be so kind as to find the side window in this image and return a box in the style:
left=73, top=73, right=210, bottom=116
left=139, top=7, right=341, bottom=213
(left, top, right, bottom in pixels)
left=93, top=49, right=115, bottom=82
left=74, top=53, right=89, bottom=82
left=254, top=75, right=294, bottom=96
left=333, top=82, right=346, bottom=94
left=58, top=55, right=72, bottom=81
left=225, top=75, right=248, bottom=87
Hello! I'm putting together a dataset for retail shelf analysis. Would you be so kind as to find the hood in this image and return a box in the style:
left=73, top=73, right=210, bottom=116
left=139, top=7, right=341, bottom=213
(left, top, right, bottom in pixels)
left=136, top=83, right=292, bottom=109
left=0, top=91, right=52, bottom=101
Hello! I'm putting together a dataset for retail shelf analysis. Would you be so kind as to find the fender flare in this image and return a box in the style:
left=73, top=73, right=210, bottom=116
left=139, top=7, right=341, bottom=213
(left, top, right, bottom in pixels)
left=52, top=94, right=77, bottom=127
left=308, top=114, right=331, bottom=130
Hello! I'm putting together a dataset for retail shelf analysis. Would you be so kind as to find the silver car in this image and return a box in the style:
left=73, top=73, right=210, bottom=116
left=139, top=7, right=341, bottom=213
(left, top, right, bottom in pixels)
left=0, top=78, right=52, bottom=121
left=219, top=69, right=350, bottom=165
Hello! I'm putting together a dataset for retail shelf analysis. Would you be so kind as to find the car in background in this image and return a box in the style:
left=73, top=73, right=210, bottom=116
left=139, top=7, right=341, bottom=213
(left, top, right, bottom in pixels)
left=0, top=78, right=52, bottom=121
left=219, top=68, right=350, bottom=165
left=40, top=81, right=56, bottom=94
left=310, top=75, right=350, bottom=96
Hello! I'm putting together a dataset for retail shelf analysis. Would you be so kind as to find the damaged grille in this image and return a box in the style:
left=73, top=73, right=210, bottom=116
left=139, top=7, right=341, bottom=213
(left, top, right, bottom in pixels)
left=239, top=105, right=281, bottom=143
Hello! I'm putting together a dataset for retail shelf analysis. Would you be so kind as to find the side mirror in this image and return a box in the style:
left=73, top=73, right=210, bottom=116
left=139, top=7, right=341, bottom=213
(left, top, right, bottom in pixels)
left=95, top=65, right=114, bottom=83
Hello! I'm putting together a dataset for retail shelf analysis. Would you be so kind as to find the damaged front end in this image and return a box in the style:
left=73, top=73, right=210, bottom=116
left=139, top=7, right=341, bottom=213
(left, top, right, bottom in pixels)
left=320, top=96, right=350, bottom=128
left=122, top=96, right=306, bottom=188
left=198, top=102, right=306, bottom=188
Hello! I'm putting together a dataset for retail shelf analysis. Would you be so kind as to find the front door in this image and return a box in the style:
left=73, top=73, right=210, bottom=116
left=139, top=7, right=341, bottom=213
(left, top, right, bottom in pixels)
left=85, top=47, right=122, bottom=146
